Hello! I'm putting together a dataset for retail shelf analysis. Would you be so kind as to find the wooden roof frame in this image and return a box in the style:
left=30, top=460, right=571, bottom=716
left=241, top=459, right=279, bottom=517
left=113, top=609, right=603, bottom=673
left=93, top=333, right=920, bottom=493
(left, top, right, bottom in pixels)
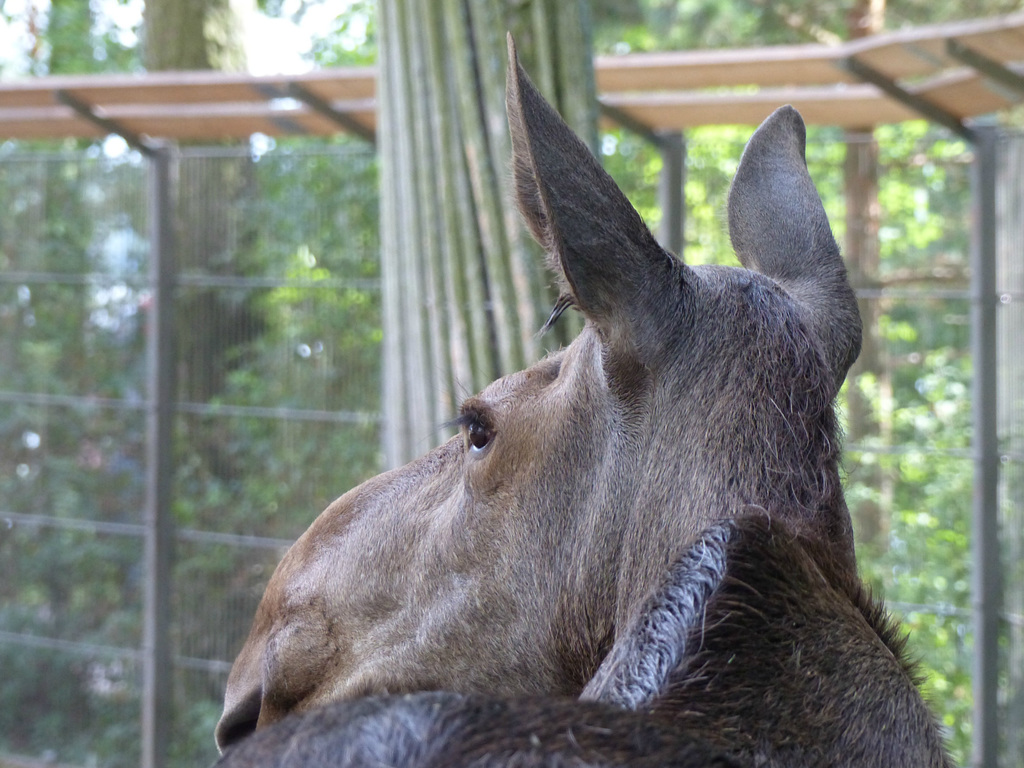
left=0, top=11, right=1022, bottom=148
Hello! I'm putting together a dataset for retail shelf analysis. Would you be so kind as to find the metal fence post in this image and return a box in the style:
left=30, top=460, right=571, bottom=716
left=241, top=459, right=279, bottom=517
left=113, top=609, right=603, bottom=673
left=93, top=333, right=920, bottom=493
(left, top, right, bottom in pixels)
left=970, top=123, right=1000, bottom=768
left=142, top=142, right=176, bottom=768
left=658, top=131, right=685, bottom=258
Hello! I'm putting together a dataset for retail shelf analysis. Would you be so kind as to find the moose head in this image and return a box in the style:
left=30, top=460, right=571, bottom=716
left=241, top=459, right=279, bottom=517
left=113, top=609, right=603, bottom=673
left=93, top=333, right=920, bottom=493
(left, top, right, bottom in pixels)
left=216, top=36, right=865, bottom=751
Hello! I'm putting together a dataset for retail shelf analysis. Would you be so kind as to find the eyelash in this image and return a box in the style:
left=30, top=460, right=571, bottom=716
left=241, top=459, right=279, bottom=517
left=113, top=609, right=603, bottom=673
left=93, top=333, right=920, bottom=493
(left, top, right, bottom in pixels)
left=448, top=410, right=481, bottom=431
left=450, top=406, right=495, bottom=453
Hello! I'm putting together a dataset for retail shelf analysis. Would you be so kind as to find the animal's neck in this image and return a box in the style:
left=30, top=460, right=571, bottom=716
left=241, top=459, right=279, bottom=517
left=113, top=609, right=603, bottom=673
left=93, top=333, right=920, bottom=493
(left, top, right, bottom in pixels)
left=651, top=516, right=948, bottom=767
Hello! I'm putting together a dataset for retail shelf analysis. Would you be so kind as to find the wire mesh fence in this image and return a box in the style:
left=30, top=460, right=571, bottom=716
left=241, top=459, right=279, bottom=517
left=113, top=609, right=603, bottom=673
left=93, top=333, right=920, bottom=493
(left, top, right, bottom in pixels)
left=0, top=141, right=381, bottom=767
left=0, top=128, right=1019, bottom=766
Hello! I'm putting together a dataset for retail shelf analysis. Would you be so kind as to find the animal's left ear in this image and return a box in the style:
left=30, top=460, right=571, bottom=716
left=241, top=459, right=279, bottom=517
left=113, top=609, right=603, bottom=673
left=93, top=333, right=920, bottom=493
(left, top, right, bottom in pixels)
left=727, top=106, right=862, bottom=389
left=505, top=34, right=685, bottom=350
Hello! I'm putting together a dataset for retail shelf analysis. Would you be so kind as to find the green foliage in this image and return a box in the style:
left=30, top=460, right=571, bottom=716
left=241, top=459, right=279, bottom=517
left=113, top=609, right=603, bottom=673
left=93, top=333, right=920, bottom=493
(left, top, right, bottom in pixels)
left=0, top=646, right=140, bottom=767
left=596, top=0, right=819, bottom=53
left=845, top=349, right=975, bottom=759
left=873, top=122, right=973, bottom=276
left=593, top=0, right=1024, bottom=54
left=0, top=156, right=150, bottom=768
left=0, top=0, right=140, bottom=76
left=308, top=0, right=377, bottom=67
left=0, top=141, right=381, bottom=767
left=163, top=144, right=382, bottom=763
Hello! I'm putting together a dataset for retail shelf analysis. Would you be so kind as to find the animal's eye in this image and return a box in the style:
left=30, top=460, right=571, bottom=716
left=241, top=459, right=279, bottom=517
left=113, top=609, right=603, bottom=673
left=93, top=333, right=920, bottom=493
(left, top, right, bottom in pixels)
left=467, top=419, right=493, bottom=453
left=452, top=400, right=495, bottom=455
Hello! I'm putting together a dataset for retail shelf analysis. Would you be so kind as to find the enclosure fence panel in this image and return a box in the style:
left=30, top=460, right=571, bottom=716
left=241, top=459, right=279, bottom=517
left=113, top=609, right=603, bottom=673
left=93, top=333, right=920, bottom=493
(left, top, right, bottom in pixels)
left=0, top=142, right=382, bottom=768
left=0, top=129, right=1019, bottom=767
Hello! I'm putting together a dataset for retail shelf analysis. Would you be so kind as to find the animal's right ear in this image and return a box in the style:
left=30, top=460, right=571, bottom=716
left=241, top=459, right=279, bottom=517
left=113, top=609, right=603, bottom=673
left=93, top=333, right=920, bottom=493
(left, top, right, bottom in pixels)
left=505, top=34, right=685, bottom=349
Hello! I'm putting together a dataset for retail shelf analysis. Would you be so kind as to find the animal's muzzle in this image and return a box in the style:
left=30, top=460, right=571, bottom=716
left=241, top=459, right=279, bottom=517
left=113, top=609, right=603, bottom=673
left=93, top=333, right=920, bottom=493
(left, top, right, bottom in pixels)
left=215, top=686, right=262, bottom=752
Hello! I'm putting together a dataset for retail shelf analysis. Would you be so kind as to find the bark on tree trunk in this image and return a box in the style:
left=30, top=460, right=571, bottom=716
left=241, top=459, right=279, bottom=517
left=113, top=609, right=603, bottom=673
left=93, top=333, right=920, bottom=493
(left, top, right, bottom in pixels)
left=379, top=0, right=596, bottom=467
left=142, top=0, right=259, bottom=421
left=138, top=6, right=252, bottom=766
left=142, top=0, right=248, bottom=72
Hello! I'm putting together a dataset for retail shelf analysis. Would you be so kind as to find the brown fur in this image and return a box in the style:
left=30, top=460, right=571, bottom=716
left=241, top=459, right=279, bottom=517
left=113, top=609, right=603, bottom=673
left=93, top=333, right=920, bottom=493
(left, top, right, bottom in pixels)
left=214, top=515, right=949, bottom=767
left=215, top=34, right=946, bottom=767
left=645, top=516, right=951, bottom=766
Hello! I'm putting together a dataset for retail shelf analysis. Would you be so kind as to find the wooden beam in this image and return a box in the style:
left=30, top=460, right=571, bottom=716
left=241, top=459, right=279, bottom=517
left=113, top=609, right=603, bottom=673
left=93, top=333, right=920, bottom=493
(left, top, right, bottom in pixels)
left=287, top=83, right=376, bottom=143
left=595, top=44, right=853, bottom=92
left=599, top=85, right=916, bottom=130
left=921, top=68, right=1023, bottom=119
left=947, top=39, right=1024, bottom=99
left=598, top=102, right=665, bottom=146
left=844, top=9, right=1024, bottom=81
left=0, top=105, right=103, bottom=138
left=838, top=56, right=974, bottom=140
left=55, top=90, right=153, bottom=153
left=101, top=99, right=376, bottom=141
left=0, top=68, right=377, bottom=109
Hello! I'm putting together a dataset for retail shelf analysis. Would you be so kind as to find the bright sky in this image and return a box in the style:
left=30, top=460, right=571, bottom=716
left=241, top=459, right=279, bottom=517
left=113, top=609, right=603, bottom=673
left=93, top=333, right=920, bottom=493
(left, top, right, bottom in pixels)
left=0, top=0, right=366, bottom=77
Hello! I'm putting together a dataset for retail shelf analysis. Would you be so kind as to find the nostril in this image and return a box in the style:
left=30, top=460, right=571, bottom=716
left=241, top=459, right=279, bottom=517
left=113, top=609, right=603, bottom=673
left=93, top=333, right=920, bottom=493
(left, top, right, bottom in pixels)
left=215, top=686, right=262, bottom=752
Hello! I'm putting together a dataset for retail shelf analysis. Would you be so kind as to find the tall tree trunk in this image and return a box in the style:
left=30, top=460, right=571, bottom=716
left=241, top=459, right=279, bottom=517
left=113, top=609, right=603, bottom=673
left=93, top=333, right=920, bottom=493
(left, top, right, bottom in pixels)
left=142, top=0, right=262, bottom=479
left=139, top=6, right=253, bottom=766
left=843, top=0, right=889, bottom=553
left=379, top=0, right=596, bottom=467
left=142, top=0, right=248, bottom=72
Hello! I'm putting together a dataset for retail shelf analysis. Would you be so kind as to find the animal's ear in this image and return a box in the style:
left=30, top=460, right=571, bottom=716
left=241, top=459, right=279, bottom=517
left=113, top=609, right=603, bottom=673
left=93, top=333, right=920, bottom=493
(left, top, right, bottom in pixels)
left=505, top=34, right=684, bottom=348
left=727, top=106, right=862, bottom=389
left=579, top=520, right=734, bottom=710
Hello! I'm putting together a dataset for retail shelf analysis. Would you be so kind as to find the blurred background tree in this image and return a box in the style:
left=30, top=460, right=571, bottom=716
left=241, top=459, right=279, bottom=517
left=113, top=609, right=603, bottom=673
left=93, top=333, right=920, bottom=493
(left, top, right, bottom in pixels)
left=376, top=0, right=595, bottom=466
